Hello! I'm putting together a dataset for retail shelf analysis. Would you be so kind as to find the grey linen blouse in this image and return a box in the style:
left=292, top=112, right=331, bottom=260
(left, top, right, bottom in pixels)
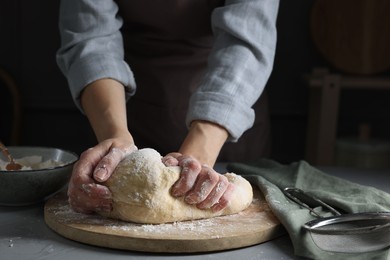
left=56, top=0, right=279, bottom=142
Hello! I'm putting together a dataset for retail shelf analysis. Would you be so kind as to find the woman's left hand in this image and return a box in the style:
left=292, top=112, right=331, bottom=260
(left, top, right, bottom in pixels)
left=162, top=153, right=235, bottom=212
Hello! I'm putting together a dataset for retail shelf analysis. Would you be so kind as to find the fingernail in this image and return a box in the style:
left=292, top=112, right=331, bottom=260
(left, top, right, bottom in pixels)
left=171, top=187, right=180, bottom=197
left=184, top=194, right=197, bottom=204
left=170, top=179, right=185, bottom=197
left=81, top=183, right=93, bottom=193
left=196, top=203, right=207, bottom=210
left=163, top=157, right=178, bottom=167
left=212, top=203, right=224, bottom=212
left=94, top=165, right=108, bottom=181
left=102, top=192, right=112, bottom=200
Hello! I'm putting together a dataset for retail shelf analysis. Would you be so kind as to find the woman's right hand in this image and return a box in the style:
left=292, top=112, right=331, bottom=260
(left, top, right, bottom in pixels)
left=69, top=78, right=135, bottom=214
left=67, top=138, right=137, bottom=214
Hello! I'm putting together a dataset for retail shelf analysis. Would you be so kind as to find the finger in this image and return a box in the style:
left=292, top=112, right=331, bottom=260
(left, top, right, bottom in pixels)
left=94, top=146, right=134, bottom=182
left=72, top=148, right=100, bottom=184
left=170, top=156, right=202, bottom=197
left=162, top=152, right=181, bottom=166
left=196, top=174, right=229, bottom=209
left=211, top=183, right=236, bottom=212
left=68, top=182, right=112, bottom=213
left=68, top=147, right=113, bottom=213
left=184, top=166, right=219, bottom=205
left=67, top=149, right=99, bottom=199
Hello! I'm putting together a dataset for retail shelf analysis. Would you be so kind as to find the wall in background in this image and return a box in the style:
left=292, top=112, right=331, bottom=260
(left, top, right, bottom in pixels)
left=0, top=0, right=96, bottom=154
left=1, top=0, right=390, bottom=163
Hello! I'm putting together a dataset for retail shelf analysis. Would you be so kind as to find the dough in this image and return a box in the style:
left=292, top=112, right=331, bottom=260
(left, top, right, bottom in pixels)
left=100, top=148, right=253, bottom=224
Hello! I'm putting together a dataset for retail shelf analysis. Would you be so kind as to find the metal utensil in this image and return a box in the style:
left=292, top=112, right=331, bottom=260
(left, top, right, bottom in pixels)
left=283, top=187, right=342, bottom=217
left=0, top=141, right=22, bottom=171
left=283, top=187, right=390, bottom=253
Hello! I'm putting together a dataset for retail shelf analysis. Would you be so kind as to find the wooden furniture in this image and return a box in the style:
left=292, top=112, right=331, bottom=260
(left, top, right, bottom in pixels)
left=0, top=68, right=21, bottom=145
left=305, top=68, right=390, bottom=166
left=310, top=0, right=390, bottom=75
left=306, top=1, right=390, bottom=165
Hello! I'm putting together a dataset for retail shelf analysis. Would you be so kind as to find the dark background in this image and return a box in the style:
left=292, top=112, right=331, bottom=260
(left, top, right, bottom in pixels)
left=1, top=0, right=390, bottom=165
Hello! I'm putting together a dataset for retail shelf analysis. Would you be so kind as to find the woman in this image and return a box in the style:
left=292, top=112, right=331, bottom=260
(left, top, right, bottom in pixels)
left=57, top=0, right=279, bottom=214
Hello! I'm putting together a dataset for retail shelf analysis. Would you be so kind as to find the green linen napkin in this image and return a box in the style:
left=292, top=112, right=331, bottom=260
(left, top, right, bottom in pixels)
left=227, top=159, right=390, bottom=260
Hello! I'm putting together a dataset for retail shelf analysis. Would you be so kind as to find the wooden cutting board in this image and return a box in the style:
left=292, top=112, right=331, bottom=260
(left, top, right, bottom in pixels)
left=44, top=187, right=284, bottom=253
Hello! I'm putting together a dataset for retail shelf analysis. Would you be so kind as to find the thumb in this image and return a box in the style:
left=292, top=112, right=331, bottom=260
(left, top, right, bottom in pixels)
left=93, top=147, right=130, bottom=182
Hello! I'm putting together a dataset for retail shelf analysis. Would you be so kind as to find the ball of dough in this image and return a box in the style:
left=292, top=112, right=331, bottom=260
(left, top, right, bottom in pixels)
left=100, top=148, right=253, bottom=224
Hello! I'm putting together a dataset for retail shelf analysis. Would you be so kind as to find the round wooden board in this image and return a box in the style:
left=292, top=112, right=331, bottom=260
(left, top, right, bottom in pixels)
left=310, top=0, right=390, bottom=75
left=44, top=188, right=284, bottom=253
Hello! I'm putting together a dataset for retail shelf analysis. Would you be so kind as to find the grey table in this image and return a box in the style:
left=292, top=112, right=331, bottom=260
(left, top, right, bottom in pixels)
left=1, top=165, right=389, bottom=260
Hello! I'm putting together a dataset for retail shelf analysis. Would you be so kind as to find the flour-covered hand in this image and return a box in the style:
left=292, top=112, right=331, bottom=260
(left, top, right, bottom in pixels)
left=67, top=138, right=137, bottom=214
left=162, top=153, right=234, bottom=211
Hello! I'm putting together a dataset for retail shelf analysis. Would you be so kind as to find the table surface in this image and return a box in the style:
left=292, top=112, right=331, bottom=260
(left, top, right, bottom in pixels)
left=1, top=165, right=389, bottom=260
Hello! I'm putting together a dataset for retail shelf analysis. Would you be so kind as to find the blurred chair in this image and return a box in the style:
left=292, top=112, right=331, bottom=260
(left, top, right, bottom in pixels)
left=0, top=67, right=22, bottom=145
left=305, top=68, right=390, bottom=166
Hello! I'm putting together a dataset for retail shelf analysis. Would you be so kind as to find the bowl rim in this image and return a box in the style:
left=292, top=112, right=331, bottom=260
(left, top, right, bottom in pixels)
left=0, top=146, right=79, bottom=173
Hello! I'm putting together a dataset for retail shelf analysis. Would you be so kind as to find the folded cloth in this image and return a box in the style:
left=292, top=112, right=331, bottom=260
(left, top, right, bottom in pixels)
left=227, top=159, right=390, bottom=260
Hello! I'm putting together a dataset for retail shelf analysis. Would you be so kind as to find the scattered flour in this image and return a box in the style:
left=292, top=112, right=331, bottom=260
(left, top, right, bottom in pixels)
left=50, top=202, right=234, bottom=238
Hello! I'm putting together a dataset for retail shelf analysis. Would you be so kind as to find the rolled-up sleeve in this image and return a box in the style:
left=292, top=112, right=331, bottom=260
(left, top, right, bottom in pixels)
left=56, top=0, right=136, bottom=112
left=186, top=0, right=279, bottom=142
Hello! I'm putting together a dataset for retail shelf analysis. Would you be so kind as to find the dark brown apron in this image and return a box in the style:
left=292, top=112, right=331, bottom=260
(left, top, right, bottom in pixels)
left=115, top=0, right=270, bottom=162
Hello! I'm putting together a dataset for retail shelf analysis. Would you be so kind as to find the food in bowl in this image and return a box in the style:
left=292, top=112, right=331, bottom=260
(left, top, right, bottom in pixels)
left=0, top=155, right=65, bottom=171
left=0, top=146, right=78, bottom=206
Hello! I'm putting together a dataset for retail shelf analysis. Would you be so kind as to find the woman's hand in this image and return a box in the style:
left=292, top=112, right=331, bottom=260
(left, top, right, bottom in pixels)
left=163, top=153, right=235, bottom=212
left=67, top=138, right=137, bottom=214
left=162, top=120, right=233, bottom=211
left=69, top=78, right=134, bottom=213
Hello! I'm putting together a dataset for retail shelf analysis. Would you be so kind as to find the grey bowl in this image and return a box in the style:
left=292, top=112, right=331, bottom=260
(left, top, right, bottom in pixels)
left=0, top=146, right=78, bottom=206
